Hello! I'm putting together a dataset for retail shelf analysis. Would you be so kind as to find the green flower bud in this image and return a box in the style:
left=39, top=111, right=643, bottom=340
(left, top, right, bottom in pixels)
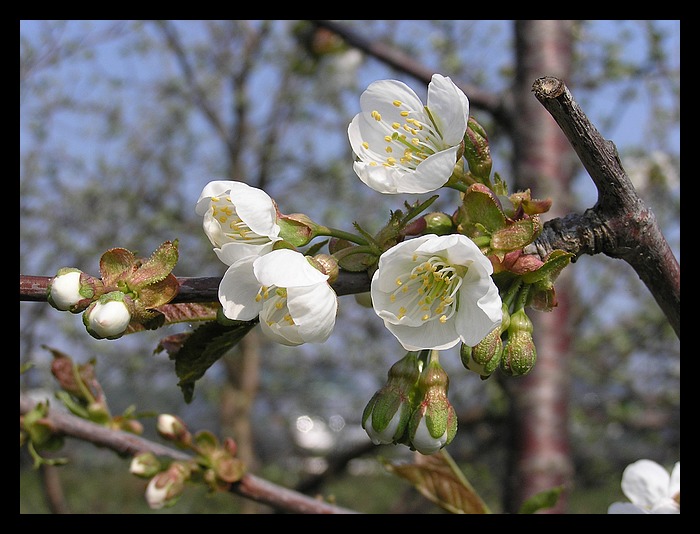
left=463, top=117, right=493, bottom=183
left=362, top=352, right=422, bottom=446
left=406, top=353, right=457, bottom=455
left=423, top=212, right=454, bottom=236
left=461, top=303, right=509, bottom=378
left=500, top=308, right=537, bottom=376
left=130, top=452, right=162, bottom=478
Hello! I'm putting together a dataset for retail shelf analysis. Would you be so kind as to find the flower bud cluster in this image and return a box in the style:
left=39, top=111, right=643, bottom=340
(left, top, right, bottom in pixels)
left=362, top=350, right=457, bottom=455
left=134, top=414, right=246, bottom=509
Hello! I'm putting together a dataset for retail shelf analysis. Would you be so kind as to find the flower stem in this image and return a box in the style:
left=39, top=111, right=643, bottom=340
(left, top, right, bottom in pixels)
left=315, top=226, right=368, bottom=246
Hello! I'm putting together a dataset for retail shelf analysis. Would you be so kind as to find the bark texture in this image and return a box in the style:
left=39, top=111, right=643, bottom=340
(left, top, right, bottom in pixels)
left=505, top=20, right=576, bottom=514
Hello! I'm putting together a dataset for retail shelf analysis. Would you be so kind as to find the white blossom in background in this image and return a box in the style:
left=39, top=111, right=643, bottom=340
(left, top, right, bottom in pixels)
left=195, top=180, right=281, bottom=266
left=370, top=234, right=502, bottom=350
left=608, top=459, right=680, bottom=514
left=348, top=74, right=469, bottom=194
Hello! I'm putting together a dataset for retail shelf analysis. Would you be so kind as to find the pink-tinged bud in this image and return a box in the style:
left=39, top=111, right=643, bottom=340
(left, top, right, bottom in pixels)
left=406, top=353, right=457, bottom=454
left=156, top=414, right=191, bottom=445
left=82, top=291, right=132, bottom=340
left=130, top=452, right=162, bottom=478
left=310, top=253, right=339, bottom=284
left=144, top=462, right=191, bottom=510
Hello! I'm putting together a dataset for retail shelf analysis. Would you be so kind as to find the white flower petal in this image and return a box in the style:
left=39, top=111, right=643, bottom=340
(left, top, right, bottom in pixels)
left=218, top=257, right=263, bottom=321
left=214, top=241, right=275, bottom=266
left=348, top=75, right=470, bottom=195
left=371, top=234, right=501, bottom=351
left=411, top=418, right=447, bottom=455
left=254, top=249, right=327, bottom=288
left=365, top=410, right=402, bottom=445
left=621, top=459, right=671, bottom=509
left=383, top=319, right=461, bottom=351
left=50, top=271, right=83, bottom=310
left=229, top=185, right=280, bottom=238
left=287, top=283, right=337, bottom=342
left=426, top=74, right=469, bottom=145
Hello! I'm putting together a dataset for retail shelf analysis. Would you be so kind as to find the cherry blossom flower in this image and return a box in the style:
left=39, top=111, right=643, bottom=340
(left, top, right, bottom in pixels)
left=348, top=74, right=469, bottom=194
left=195, top=180, right=281, bottom=266
left=370, top=234, right=502, bottom=350
left=608, top=459, right=680, bottom=514
left=218, top=248, right=337, bottom=346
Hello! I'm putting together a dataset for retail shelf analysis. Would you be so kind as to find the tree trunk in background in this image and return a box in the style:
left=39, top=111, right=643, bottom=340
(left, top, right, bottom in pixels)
left=220, top=331, right=265, bottom=513
left=504, top=20, right=577, bottom=514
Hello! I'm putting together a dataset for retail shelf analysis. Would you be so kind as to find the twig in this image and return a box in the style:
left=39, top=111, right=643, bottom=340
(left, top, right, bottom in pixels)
left=20, top=394, right=358, bottom=514
left=528, top=77, right=680, bottom=338
left=19, top=271, right=371, bottom=304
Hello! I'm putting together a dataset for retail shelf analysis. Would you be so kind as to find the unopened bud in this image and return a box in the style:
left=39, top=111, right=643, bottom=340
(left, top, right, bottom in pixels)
left=157, top=414, right=191, bottom=445
left=311, top=253, right=339, bottom=284
left=144, top=462, right=191, bottom=510
left=47, top=268, right=103, bottom=313
left=130, top=452, right=162, bottom=478
left=463, top=117, right=492, bottom=182
left=423, top=212, right=454, bottom=236
left=362, top=352, right=421, bottom=446
left=82, top=291, right=132, bottom=340
left=406, top=352, right=457, bottom=455
left=500, top=308, right=537, bottom=376
left=461, top=303, right=510, bottom=378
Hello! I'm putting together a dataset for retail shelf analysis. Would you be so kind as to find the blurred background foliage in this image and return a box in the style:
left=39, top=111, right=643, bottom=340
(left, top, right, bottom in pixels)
left=20, top=20, right=679, bottom=513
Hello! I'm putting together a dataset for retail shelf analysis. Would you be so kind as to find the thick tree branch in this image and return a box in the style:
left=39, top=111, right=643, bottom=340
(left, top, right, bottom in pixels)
left=528, top=76, right=680, bottom=338
left=20, top=394, right=358, bottom=514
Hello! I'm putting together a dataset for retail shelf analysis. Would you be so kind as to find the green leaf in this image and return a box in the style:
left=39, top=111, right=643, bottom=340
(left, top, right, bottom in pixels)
left=155, top=319, right=258, bottom=403
left=518, top=486, right=564, bottom=514
left=99, top=248, right=137, bottom=287
left=132, top=240, right=179, bottom=285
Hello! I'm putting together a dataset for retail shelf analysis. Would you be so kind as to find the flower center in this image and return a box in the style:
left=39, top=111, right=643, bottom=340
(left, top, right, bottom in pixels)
left=255, top=285, right=295, bottom=326
left=365, top=102, right=444, bottom=171
left=389, top=255, right=465, bottom=324
left=210, top=195, right=269, bottom=244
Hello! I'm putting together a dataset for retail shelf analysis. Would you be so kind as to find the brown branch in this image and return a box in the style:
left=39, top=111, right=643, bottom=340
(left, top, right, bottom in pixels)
left=19, top=270, right=371, bottom=304
left=528, top=76, right=680, bottom=338
left=309, top=20, right=512, bottom=129
left=20, top=394, right=358, bottom=514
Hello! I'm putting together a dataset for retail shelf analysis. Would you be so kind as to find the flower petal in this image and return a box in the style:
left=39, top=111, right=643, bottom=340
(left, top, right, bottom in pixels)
left=254, top=249, right=327, bottom=288
left=426, top=74, right=469, bottom=145
left=621, top=459, right=671, bottom=509
left=218, top=257, right=263, bottom=321
left=287, top=283, right=338, bottom=342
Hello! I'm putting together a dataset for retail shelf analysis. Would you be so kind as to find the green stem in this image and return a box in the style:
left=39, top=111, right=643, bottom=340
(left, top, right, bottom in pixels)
left=514, top=283, right=532, bottom=312
left=331, top=244, right=376, bottom=263
left=315, top=226, right=368, bottom=246
left=439, top=449, right=492, bottom=514
left=445, top=182, right=468, bottom=193
left=501, top=278, right=523, bottom=310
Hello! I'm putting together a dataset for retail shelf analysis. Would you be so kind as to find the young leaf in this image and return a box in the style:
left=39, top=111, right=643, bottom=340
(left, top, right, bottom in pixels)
left=155, top=319, right=258, bottom=403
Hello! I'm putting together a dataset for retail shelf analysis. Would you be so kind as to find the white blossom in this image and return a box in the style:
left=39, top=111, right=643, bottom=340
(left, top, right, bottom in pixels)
left=348, top=74, right=469, bottom=194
